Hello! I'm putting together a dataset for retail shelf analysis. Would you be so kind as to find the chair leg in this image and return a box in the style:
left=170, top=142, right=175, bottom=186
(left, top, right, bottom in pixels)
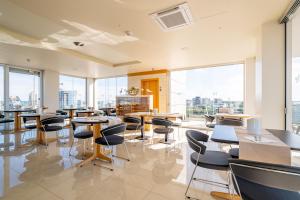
left=185, top=161, right=198, bottom=199
left=45, top=133, right=48, bottom=146
left=123, top=142, right=130, bottom=161
left=69, top=138, right=74, bottom=156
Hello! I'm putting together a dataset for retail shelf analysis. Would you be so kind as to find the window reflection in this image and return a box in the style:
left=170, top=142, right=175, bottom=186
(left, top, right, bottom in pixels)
left=8, top=68, right=40, bottom=110
left=95, top=76, right=127, bottom=109
left=59, top=75, right=86, bottom=109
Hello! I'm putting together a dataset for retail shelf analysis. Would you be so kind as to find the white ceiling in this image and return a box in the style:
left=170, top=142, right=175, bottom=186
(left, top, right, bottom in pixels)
left=0, top=0, right=290, bottom=77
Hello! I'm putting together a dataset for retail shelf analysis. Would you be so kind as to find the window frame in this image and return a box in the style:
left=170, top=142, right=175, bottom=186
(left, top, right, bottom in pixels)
left=58, top=74, right=87, bottom=109
left=168, top=62, right=245, bottom=119
left=94, top=75, right=128, bottom=109
left=0, top=63, right=43, bottom=110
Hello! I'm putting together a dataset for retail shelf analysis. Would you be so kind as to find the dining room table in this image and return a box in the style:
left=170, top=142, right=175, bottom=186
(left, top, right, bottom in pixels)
left=125, top=112, right=183, bottom=140
left=210, top=125, right=292, bottom=200
left=4, top=109, right=36, bottom=132
left=63, top=108, right=86, bottom=119
left=71, top=116, right=121, bottom=167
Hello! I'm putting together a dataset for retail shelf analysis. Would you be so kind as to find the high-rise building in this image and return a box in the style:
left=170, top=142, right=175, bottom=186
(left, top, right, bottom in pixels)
left=192, top=96, right=201, bottom=107
left=59, top=90, right=77, bottom=108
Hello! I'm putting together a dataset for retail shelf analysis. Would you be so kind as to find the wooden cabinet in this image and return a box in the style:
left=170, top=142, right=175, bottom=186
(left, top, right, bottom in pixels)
left=116, top=95, right=153, bottom=116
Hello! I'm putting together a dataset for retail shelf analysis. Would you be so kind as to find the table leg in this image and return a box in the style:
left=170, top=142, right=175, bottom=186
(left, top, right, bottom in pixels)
left=135, top=116, right=149, bottom=140
left=14, top=112, right=21, bottom=131
left=210, top=191, right=240, bottom=200
left=35, top=117, right=56, bottom=145
left=77, top=123, right=112, bottom=167
left=69, top=110, right=74, bottom=119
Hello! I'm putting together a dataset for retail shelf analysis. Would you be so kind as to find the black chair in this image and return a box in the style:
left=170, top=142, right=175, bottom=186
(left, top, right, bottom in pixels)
left=40, top=117, right=65, bottom=146
left=21, top=116, right=37, bottom=143
left=218, top=117, right=243, bottom=159
left=204, top=114, right=215, bottom=128
left=23, top=116, right=37, bottom=130
left=94, top=123, right=129, bottom=171
left=152, top=118, right=174, bottom=144
left=218, top=117, right=244, bottom=126
left=229, top=159, right=300, bottom=200
left=185, top=130, right=231, bottom=199
left=123, top=116, right=142, bottom=139
left=0, top=113, right=14, bottom=130
left=56, top=110, right=69, bottom=119
left=69, top=122, right=93, bottom=157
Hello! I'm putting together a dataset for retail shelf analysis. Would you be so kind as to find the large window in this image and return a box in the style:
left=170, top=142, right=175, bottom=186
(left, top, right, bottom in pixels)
left=95, top=76, right=127, bottom=109
left=286, top=7, right=300, bottom=133
left=8, top=68, right=41, bottom=110
left=0, top=65, right=3, bottom=110
left=59, top=75, right=86, bottom=109
left=170, top=64, right=244, bottom=119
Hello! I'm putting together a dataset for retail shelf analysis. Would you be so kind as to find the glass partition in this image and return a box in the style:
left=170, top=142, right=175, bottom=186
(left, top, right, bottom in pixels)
left=0, top=66, right=3, bottom=110
left=95, top=76, right=127, bottom=109
left=8, top=67, right=41, bottom=109
left=286, top=7, right=300, bottom=133
left=59, top=75, right=86, bottom=109
left=170, top=64, right=244, bottom=119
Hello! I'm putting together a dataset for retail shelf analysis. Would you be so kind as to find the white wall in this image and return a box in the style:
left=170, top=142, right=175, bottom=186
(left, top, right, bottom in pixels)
left=128, top=73, right=169, bottom=112
left=244, top=57, right=256, bottom=115
left=43, top=70, right=59, bottom=112
left=255, top=20, right=285, bottom=129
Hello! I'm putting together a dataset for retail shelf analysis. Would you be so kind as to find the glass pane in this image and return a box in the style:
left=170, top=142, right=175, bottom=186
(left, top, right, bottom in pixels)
left=107, top=78, right=117, bottom=107
left=8, top=68, right=40, bottom=110
left=116, top=76, right=128, bottom=96
left=170, top=64, right=244, bottom=120
left=59, top=75, right=86, bottom=109
left=291, top=8, right=300, bottom=133
left=95, top=76, right=128, bottom=109
left=95, top=79, right=106, bottom=109
left=0, top=66, right=3, bottom=110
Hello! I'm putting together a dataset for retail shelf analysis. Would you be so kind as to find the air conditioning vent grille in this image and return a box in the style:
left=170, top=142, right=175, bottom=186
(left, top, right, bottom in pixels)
left=150, top=3, right=193, bottom=31
left=160, top=12, right=186, bottom=28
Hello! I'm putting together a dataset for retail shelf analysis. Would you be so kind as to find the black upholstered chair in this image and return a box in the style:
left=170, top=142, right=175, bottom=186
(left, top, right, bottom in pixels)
left=229, top=159, right=300, bottom=200
left=218, top=118, right=243, bottom=159
left=0, top=113, right=14, bottom=130
left=123, top=116, right=142, bottom=139
left=69, top=122, right=93, bottom=157
left=40, top=117, right=64, bottom=146
left=56, top=110, right=69, bottom=119
left=185, top=130, right=231, bottom=199
left=23, top=116, right=37, bottom=130
left=94, top=123, right=129, bottom=171
left=152, top=118, right=174, bottom=144
left=204, top=114, right=215, bottom=128
left=21, top=116, right=37, bottom=143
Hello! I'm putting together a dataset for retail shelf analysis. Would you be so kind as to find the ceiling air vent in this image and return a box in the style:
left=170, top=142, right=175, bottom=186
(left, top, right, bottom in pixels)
left=150, top=2, right=193, bottom=31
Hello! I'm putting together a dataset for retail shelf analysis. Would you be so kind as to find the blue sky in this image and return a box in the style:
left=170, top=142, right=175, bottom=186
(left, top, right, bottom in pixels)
left=171, top=64, right=244, bottom=101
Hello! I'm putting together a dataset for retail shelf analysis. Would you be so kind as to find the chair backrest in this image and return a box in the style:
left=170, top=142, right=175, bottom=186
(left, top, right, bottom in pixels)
left=123, top=116, right=141, bottom=124
left=229, top=159, right=300, bottom=200
left=101, top=123, right=127, bottom=136
left=204, top=115, right=215, bottom=123
left=23, top=116, right=36, bottom=123
left=218, top=117, right=243, bottom=126
left=56, top=110, right=67, bottom=115
left=152, top=118, right=173, bottom=127
left=185, top=130, right=208, bottom=154
left=0, top=113, right=4, bottom=119
left=41, top=117, right=64, bottom=126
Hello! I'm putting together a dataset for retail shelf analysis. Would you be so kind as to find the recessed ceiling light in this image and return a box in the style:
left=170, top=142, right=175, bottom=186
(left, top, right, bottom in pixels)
left=124, top=30, right=133, bottom=36
left=73, top=41, right=84, bottom=46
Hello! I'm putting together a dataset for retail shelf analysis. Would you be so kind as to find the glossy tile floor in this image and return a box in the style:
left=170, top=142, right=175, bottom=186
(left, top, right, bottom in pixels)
left=1, top=124, right=300, bottom=200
